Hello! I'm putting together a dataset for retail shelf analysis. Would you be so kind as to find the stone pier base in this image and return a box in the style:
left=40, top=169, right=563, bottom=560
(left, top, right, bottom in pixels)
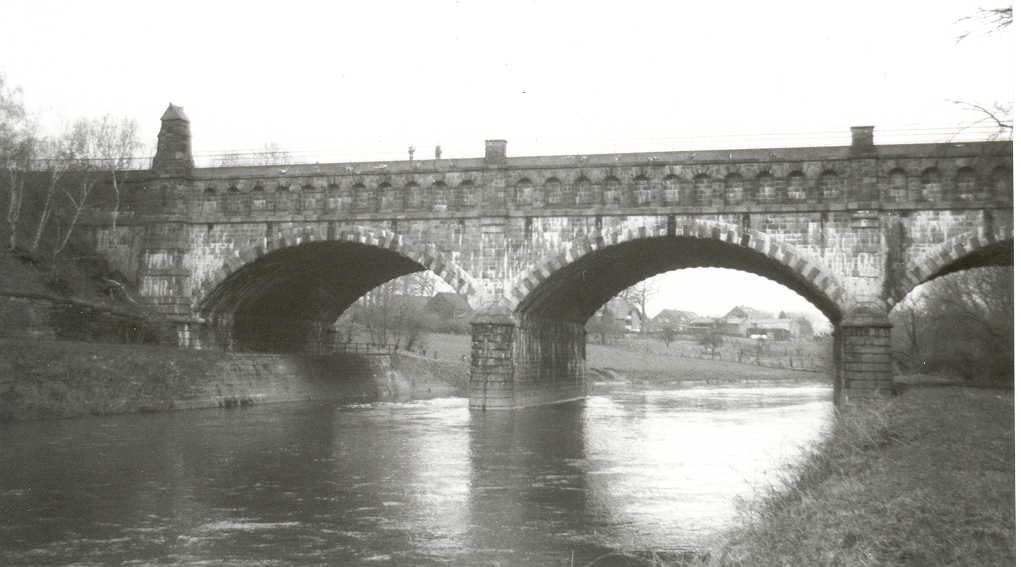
left=469, top=303, right=586, bottom=410
left=836, top=310, right=894, bottom=402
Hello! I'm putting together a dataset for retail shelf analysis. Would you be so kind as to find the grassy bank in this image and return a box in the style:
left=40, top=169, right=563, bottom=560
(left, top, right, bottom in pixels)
left=587, top=342, right=827, bottom=384
left=423, top=333, right=828, bottom=385
left=709, top=387, right=1014, bottom=566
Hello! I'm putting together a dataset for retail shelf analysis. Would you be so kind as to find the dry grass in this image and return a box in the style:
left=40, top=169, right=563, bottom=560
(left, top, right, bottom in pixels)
left=706, top=387, right=1015, bottom=566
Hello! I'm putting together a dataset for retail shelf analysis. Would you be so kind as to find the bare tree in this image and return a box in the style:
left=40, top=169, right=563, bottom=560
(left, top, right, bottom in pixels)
left=27, top=137, right=73, bottom=254
left=889, top=293, right=927, bottom=371
left=50, top=116, right=142, bottom=253
left=355, top=272, right=438, bottom=350
left=92, top=115, right=141, bottom=230
left=661, top=323, right=678, bottom=347
left=956, top=6, right=1012, bottom=42
left=0, top=74, right=38, bottom=251
left=952, top=6, right=1013, bottom=139
left=617, top=279, right=658, bottom=324
left=891, top=267, right=1013, bottom=381
left=698, top=324, right=725, bottom=359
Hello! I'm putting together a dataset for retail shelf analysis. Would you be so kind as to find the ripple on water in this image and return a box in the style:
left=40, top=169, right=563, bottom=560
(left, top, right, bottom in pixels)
left=197, top=520, right=301, bottom=532
left=1, top=383, right=832, bottom=565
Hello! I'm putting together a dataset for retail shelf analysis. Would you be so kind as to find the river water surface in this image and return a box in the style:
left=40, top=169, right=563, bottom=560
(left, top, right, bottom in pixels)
left=1, top=382, right=832, bottom=566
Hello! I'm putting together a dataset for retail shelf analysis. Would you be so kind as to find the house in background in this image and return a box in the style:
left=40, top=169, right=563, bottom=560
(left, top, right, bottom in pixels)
left=598, top=297, right=644, bottom=333
left=720, top=305, right=773, bottom=336
left=688, top=316, right=719, bottom=337
left=647, top=309, right=698, bottom=334
left=746, top=318, right=796, bottom=340
left=777, top=311, right=815, bottom=338
left=745, top=311, right=815, bottom=340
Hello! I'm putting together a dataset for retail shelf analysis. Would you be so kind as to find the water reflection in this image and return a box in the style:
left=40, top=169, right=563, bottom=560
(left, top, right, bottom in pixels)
left=0, top=384, right=831, bottom=565
left=466, top=404, right=593, bottom=565
left=582, top=386, right=832, bottom=552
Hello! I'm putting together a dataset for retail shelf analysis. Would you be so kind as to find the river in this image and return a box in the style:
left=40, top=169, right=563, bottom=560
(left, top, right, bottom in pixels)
left=0, top=382, right=832, bottom=566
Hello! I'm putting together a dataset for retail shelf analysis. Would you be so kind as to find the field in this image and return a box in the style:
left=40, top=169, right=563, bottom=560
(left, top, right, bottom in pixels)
left=420, top=332, right=829, bottom=385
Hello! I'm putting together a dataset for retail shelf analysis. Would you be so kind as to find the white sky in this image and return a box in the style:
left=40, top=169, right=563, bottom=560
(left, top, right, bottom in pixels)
left=2, top=0, right=1013, bottom=327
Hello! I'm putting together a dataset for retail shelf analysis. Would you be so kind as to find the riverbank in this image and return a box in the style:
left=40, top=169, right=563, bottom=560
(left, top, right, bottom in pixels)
left=0, top=338, right=465, bottom=421
left=707, top=387, right=1014, bottom=566
left=587, top=342, right=828, bottom=385
left=424, top=332, right=830, bottom=386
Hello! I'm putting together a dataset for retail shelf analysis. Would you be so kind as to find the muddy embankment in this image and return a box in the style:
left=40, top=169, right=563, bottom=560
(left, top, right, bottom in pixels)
left=0, top=339, right=468, bottom=421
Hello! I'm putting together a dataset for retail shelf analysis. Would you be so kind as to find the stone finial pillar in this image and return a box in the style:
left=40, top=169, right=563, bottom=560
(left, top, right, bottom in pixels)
left=837, top=308, right=893, bottom=401
left=152, top=104, right=194, bottom=174
left=469, top=299, right=517, bottom=410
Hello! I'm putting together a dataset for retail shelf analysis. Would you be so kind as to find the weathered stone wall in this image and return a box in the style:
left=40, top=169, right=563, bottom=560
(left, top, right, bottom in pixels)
left=469, top=317, right=517, bottom=409
left=512, top=317, right=587, bottom=408
left=87, top=138, right=1012, bottom=322
left=469, top=313, right=585, bottom=410
left=837, top=317, right=894, bottom=400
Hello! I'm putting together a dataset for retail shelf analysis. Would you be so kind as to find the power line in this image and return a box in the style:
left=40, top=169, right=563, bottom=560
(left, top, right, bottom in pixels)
left=23, top=124, right=1010, bottom=168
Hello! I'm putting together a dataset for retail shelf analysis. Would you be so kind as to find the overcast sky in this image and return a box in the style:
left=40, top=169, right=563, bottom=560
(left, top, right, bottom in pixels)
left=2, top=1, right=1012, bottom=327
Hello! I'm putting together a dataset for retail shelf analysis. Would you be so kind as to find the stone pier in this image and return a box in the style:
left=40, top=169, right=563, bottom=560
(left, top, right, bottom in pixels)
left=469, top=303, right=586, bottom=410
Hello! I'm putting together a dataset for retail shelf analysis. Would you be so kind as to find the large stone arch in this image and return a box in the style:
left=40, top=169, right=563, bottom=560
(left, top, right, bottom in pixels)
left=194, top=224, right=478, bottom=352
left=506, top=219, right=850, bottom=324
left=468, top=219, right=859, bottom=410
left=197, top=224, right=477, bottom=313
left=884, top=225, right=1013, bottom=310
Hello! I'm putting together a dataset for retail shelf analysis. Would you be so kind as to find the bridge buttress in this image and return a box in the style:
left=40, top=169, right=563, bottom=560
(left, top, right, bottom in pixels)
left=835, top=310, right=894, bottom=401
left=469, top=301, right=586, bottom=410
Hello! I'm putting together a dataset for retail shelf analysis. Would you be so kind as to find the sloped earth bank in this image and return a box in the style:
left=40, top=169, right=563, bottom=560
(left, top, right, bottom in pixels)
left=704, top=387, right=1014, bottom=567
left=0, top=338, right=465, bottom=421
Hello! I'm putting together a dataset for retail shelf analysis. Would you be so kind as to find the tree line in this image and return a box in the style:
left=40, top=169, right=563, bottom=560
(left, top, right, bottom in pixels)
left=1, top=74, right=143, bottom=260
left=890, top=267, right=1012, bottom=383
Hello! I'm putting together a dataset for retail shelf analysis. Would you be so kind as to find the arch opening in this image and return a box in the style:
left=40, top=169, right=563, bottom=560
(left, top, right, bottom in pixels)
left=199, top=241, right=446, bottom=353
left=515, top=236, right=844, bottom=326
left=886, top=233, right=1013, bottom=310
left=889, top=264, right=1013, bottom=383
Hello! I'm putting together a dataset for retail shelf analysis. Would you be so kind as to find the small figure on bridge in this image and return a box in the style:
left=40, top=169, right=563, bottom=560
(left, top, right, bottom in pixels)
left=408, top=145, right=415, bottom=161
left=435, top=145, right=442, bottom=159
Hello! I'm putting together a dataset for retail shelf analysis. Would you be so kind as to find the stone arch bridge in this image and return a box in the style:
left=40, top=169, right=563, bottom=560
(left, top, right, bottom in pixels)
left=87, top=105, right=1013, bottom=408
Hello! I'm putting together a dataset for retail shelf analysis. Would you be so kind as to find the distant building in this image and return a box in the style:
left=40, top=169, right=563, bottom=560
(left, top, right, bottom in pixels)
left=598, top=297, right=644, bottom=333
left=744, top=311, right=815, bottom=340
left=721, top=305, right=774, bottom=336
left=745, top=318, right=796, bottom=340
left=648, top=309, right=698, bottom=334
left=424, top=292, right=473, bottom=322
left=688, top=316, right=719, bottom=337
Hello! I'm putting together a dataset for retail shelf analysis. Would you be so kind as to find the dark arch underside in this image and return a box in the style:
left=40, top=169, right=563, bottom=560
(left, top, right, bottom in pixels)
left=928, top=239, right=1013, bottom=282
left=200, top=242, right=427, bottom=352
left=516, top=236, right=843, bottom=325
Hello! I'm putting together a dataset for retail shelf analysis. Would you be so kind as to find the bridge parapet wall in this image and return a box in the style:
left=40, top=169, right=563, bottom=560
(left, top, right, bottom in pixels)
left=112, top=143, right=1011, bottom=223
